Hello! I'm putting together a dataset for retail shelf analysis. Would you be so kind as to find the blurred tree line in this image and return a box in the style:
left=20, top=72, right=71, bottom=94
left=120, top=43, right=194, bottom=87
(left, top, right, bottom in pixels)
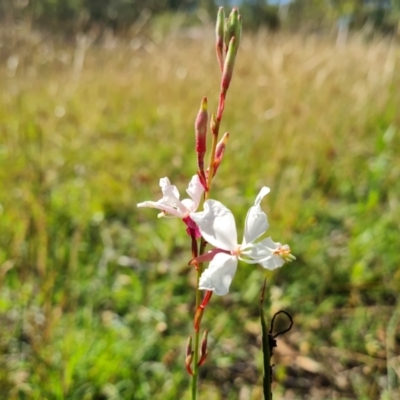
left=1, top=0, right=399, bottom=35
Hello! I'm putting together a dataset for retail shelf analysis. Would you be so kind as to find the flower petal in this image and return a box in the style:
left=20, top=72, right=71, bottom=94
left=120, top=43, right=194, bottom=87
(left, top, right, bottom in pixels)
left=242, top=187, right=270, bottom=245
left=241, top=237, right=285, bottom=270
left=199, top=253, right=238, bottom=296
left=185, top=175, right=204, bottom=212
left=158, top=177, right=189, bottom=214
left=191, top=200, right=237, bottom=251
left=159, top=177, right=180, bottom=200
left=136, top=200, right=182, bottom=217
left=255, top=186, right=271, bottom=207
left=181, top=198, right=195, bottom=213
left=239, top=241, right=273, bottom=263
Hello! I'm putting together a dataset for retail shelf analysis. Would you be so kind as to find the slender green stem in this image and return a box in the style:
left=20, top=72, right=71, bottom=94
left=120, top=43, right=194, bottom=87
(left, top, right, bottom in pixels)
left=260, top=280, right=272, bottom=400
left=191, top=236, right=208, bottom=399
left=190, top=22, right=230, bottom=398
left=191, top=134, right=214, bottom=399
left=191, top=265, right=202, bottom=400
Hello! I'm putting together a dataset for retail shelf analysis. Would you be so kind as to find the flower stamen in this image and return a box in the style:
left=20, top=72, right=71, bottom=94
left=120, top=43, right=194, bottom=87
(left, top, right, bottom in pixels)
left=231, top=246, right=241, bottom=257
left=273, top=245, right=296, bottom=262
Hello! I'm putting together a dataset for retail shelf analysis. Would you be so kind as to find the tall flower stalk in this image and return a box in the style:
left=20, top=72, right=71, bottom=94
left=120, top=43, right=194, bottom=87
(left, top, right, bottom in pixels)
left=137, top=7, right=294, bottom=399
left=189, top=8, right=242, bottom=399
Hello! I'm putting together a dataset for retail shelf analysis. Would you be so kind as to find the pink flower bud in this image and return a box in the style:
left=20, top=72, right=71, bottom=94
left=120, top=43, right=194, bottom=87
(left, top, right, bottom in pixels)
left=195, top=97, right=208, bottom=153
left=195, top=97, right=208, bottom=187
left=215, top=7, right=225, bottom=71
left=185, top=336, right=194, bottom=375
left=213, top=132, right=229, bottom=177
left=186, top=335, right=193, bottom=358
left=210, top=112, right=217, bottom=135
left=198, top=330, right=209, bottom=367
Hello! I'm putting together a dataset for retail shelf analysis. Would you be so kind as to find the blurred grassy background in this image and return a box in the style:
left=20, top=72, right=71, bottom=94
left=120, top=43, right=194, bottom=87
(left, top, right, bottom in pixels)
left=1, top=16, right=400, bottom=400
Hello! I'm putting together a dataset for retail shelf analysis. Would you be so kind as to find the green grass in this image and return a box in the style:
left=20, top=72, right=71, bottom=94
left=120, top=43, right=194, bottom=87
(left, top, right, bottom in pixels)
left=0, top=26, right=400, bottom=399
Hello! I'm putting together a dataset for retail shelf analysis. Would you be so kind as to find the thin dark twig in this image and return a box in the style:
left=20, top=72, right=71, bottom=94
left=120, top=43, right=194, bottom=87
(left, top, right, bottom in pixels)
left=270, top=310, right=293, bottom=339
left=267, top=310, right=293, bottom=399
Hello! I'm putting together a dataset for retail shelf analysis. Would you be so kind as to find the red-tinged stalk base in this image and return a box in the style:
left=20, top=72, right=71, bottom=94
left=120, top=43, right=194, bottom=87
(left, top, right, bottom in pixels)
left=194, top=291, right=213, bottom=331
left=217, top=93, right=225, bottom=121
left=197, top=170, right=208, bottom=192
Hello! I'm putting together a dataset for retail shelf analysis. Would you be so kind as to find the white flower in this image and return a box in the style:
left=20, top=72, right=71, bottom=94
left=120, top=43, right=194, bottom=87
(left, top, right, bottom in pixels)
left=190, top=187, right=293, bottom=296
left=137, top=175, right=204, bottom=218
